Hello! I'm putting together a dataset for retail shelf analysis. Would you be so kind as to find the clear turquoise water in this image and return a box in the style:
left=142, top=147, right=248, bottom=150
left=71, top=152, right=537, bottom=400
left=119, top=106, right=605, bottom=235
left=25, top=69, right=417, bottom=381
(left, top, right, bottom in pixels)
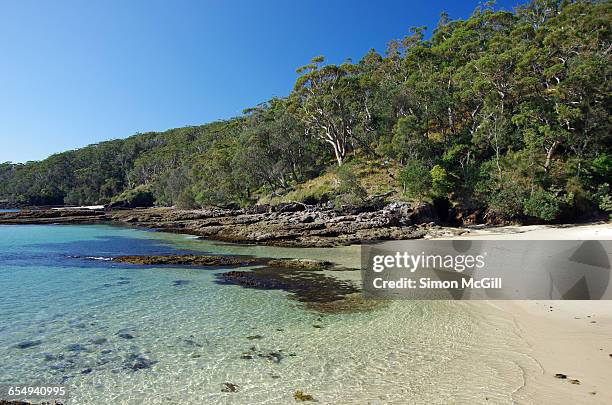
left=0, top=225, right=537, bottom=404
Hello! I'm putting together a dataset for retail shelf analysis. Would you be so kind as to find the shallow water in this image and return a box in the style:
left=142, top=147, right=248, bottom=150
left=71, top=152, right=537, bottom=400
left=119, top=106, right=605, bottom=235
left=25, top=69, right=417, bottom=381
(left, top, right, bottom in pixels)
left=0, top=225, right=538, bottom=404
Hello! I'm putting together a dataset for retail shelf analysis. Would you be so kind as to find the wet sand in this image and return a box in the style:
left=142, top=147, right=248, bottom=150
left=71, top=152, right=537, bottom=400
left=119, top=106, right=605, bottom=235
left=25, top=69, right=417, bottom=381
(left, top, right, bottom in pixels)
left=457, top=223, right=612, bottom=404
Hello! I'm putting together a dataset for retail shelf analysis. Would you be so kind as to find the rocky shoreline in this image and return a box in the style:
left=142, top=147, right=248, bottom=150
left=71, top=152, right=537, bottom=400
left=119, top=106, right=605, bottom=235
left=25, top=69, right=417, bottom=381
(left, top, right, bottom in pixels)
left=0, top=202, right=468, bottom=247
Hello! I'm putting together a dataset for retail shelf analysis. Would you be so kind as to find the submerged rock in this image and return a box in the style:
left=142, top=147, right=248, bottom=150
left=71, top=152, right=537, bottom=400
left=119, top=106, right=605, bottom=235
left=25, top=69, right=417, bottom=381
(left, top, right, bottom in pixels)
left=65, top=343, right=88, bottom=352
left=90, top=337, right=108, bottom=345
left=221, top=382, right=239, bottom=393
left=15, top=339, right=42, bottom=349
left=267, top=258, right=333, bottom=271
left=216, top=267, right=359, bottom=306
left=124, top=354, right=156, bottom=371
left=293, top=390, right=315, bottom=402
left=246, top=335, right=264, bottom=340
left=117, top=330, right=135, bottom=340
left=112, top=254, right=261, bottom=267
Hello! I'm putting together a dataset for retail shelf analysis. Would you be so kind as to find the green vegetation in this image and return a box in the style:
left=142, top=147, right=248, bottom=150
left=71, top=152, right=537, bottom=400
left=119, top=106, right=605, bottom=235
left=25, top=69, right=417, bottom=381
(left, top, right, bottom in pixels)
left=1, top=0, right=610, bottom=223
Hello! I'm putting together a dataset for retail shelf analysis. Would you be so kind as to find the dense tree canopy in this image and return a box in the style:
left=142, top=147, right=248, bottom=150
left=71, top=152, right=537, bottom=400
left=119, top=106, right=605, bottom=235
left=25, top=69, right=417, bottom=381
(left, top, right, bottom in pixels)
left=1, top=0, right=610, bottom=222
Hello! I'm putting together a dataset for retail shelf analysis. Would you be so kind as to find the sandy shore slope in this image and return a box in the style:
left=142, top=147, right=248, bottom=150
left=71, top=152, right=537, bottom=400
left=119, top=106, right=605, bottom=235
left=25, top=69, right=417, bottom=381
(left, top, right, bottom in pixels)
left=459, top=223, right=612, bottom=404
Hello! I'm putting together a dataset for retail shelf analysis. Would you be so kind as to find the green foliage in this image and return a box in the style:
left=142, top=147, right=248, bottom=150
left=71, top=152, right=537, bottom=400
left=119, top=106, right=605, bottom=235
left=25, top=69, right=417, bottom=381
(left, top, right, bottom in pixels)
left=333, top=164, right=368, bottom=206
left=111, top=185, right=155, bottom=208
left=595, top=183, right=612, bottom=218
left=523, top=189, right=561, bottom=221
left=486, top=182, right=528, bottom=220
left=399, top=160, right=431, bottom=201
left=0, top=0, right=609, bottom=224
left=429, top=165, right=454, bottom=197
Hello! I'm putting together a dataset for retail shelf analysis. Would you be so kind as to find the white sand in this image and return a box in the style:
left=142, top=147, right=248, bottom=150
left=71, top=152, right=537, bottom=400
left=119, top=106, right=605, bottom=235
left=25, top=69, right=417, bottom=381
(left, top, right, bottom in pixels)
left=455, top=223, right=612, bottom=404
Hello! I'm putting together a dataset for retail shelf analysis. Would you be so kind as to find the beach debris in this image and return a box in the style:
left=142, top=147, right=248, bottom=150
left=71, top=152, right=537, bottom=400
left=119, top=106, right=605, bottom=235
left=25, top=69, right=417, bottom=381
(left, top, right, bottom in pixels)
left=293, top=390, right=316, bottom=402
left=569, top=379, right=581, bottom=385
left=221, top=382, right=239, bottom=393
left=15, top=339, right=42, bottom=349
left=554, top=373, right=567, bottom=379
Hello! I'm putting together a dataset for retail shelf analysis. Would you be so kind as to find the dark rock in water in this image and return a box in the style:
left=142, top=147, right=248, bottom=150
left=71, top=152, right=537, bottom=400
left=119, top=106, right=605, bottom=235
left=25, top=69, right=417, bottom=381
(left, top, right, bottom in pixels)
left=246, top=335, right=264, bottom=340
left=293, top=390, right=315, bottom=402
left=113, top=254, right=261, bottom=267
left=61, top=375, right=73, bottom=383
left=216, top=266, right=359, bottom=307
left=312, top=325, right=323, bottom=329
left=42, top=352, right=63, bottom=361
left=117, top=332, right=135, bottom=340
left=81, top=368, right=93, bottom=375
left=102, top=283, right=113, bottom=288
left=90, top=337, right=108, bottom=345
left=265, top=352, right=283, bottom=363
left=240, top=354, right=254, bottom=360
left=172, top=279, right=191, bottom=286
left=183, top=338, right=203, bottom=347
left=267, top=258, right=333, bottom=271
left=66, top=343, right=87, bottom=352
left=101, top=349, right=113, bottom=354
left=221, top=382, right=239, bottom=393
left=15, top=339, right=42, bottom=349
left=124, top=354, right=156, bottom=371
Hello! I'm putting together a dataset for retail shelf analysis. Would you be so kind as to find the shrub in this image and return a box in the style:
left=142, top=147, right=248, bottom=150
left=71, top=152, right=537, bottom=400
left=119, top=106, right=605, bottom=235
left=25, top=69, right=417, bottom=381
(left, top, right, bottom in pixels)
left=486, top=183, right=527, bottom=220
left=399, top=160, right=431, bottom=202
left=595, top=183, right=612, bottom=219
left=111, top=185, right=155, bottom=208
left=429, top=165, right=453, bottom=197
left=333, top=164, right=368, bottom=206
left=523, top=190, right=560, bottom=221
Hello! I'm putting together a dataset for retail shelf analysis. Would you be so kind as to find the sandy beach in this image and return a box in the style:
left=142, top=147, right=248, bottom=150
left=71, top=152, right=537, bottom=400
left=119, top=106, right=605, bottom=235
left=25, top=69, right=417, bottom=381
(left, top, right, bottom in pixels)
left=459, top=223, right=612, bottom=404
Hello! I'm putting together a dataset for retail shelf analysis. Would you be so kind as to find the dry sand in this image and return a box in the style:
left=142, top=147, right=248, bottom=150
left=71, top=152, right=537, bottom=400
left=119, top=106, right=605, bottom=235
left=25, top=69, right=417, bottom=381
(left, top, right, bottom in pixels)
left=457, top=223, right=612, bottom=404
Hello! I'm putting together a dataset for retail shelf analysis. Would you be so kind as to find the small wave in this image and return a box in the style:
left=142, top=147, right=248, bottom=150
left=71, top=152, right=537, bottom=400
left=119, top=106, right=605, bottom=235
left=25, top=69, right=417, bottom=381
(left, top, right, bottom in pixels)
left=85, top=256, right=114, bottom=261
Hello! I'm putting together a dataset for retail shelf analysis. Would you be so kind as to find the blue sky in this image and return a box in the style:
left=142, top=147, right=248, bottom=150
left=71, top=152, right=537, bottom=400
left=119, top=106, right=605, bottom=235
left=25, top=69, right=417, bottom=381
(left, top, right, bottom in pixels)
left=0, top=0, right=519, bottom=163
